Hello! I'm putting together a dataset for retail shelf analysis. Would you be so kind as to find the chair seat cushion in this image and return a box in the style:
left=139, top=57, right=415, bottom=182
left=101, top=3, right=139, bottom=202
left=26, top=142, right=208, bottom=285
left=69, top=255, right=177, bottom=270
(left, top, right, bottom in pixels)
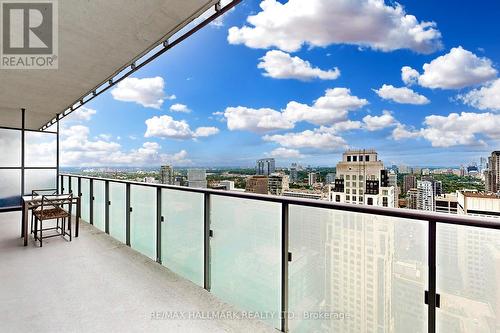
left=33, top=208, right=69, bottom=220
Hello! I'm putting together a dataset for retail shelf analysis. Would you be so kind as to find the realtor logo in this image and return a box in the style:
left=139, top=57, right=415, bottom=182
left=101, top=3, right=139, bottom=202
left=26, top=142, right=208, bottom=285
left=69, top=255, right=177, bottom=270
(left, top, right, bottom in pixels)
left=1, top=0, right=58, bottom=69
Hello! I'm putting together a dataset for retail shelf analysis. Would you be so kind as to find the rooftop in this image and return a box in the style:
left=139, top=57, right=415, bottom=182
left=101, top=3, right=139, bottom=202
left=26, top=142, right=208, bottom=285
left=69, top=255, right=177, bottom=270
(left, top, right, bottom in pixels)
left=460, top=191, right=500, bottom=199
left=0, top=211, right=273, bottom=333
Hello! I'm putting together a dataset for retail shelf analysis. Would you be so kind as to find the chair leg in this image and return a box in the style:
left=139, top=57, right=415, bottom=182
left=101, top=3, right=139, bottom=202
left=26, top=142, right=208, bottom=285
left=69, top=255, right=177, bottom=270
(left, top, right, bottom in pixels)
left=34, top=216, right=38, bottom=241
left=68, top=216, right=72, bottom=241
left=30, top=213, right=33, bottom=234
left=39, top=220, right=43, bottom=247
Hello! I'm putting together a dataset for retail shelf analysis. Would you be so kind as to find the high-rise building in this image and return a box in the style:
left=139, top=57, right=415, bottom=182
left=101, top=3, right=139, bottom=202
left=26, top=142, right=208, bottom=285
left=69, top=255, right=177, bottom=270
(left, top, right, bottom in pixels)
left=480, top=157, right=488, bottom=173
left=325, top=172, right=336, bottom=184
left=160, top=165, right=174, bottom=185
left=245, top=175, right=268, bottom=194
left=417, top=180, right=435, bottom=211
left=256, top=158, right=275, bottom=176
left=268, top=173, right=289, bottom=196
left=187, top=169, right=207, bottom=188
left=329, top=149, right=395, bottom=207
left=422, top=176, right=443, bottom=197
left=289, top=166, right=298, bottom=183
left=308, top=172, right=318, bottom=186
left=388, top=169, right=399, bottom=207
left=403, top=174, right=417, bottom=194
left=485, top=151, right=500, bottom=193
left=407, top=188, right=418, bottom=209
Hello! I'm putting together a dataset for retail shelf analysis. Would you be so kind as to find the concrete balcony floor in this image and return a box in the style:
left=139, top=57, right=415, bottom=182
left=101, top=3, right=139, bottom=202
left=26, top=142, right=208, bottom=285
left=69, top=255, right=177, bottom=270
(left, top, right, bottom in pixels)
left=0, top=212, right=275, bottom=333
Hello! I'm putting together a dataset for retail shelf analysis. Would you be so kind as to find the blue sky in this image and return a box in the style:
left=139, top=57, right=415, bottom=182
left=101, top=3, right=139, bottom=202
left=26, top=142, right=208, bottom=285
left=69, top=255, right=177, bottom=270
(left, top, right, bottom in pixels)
left=60, top=0, right=500, bottom=168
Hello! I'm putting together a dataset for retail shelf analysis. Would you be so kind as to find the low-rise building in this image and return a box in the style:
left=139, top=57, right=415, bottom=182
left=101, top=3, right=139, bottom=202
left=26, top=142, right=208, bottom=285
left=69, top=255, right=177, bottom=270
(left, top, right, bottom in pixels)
left=245, top=175, right=268, bottom=194
left=220, top=180, right=235, bottom=191
left=435, top=193, right=458, bottom=214
left=282, top=190, right=324, bottom=200
left=457, top=191, right=500, bottom=218
left=187, top=169, right=207, bottom=188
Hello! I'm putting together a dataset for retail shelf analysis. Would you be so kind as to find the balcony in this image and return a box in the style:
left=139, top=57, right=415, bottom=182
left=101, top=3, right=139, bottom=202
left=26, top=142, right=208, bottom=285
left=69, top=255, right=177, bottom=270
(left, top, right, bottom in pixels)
left=4, top=173, right=500, bottom=332
left=0, top=209, right=275, bottom=333
left=1, top=171, right=500, bottom=331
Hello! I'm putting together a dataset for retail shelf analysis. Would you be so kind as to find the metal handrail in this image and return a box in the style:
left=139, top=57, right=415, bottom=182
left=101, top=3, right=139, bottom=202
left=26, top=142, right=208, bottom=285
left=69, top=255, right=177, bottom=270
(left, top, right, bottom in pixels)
left=60, top=173, right=500, bottom=230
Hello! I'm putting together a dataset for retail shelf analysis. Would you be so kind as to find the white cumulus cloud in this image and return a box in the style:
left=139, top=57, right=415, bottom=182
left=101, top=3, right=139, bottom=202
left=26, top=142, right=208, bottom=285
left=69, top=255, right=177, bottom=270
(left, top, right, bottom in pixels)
left=60, top=125, right=190, bottom=166
left=228, top=0, right=442, bottom=53
left=66, top=107, right=97, bottom=122
left=144, top=115, right=219, bottom=140
left=391, top=124, right=421, bottom=140
left=258, top=50, right=340, bottom=81
left=392, top=112, right=500, bottom=147
left=111, top=77, right=172, bottom=108
left=363, top=110, right=398, bottom=131
left=458, top=78, right=500, bottom=111
left=223, top=88, right=368, bottom=132
left=401, top=66, right=420, bottom=85
left=194, top=127, right=220, bottom=137
left=170, top=103, right=191, bottom=113
left=263, top=127, right=348, bottom=151
left=223, top=106, right=295, bottom=132
left=402, top=47, right=497, bottom=89
left=374, top=84, right=430, bottom=105
left=267, top=147, right=305, bottom=159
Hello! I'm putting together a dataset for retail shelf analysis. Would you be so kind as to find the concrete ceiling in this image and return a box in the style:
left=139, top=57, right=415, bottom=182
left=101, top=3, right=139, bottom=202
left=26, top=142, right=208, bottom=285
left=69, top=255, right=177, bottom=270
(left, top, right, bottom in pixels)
left=0, top=0, right=218, bottom=130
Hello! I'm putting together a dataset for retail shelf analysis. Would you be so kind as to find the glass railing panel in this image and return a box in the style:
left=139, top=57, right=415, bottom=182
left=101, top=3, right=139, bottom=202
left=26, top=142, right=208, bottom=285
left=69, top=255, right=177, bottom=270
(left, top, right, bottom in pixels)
left=288, top=205, right=428, bottom=333
left=109, top=182, right=126, bottom=243
left=160, top=189, right=203, bottom=286
left=62, top=175, right=69, bottom=194
left=130, top=185, right=156, bottom=260
left=437, top=224, right=500, bottom=333
left=80, top=178, right=90, bottom=222
left=24, top=169, right=56, bottom=195
left=71, top=177, right=78, bottom=195
left=210, top=195, right=282, bottom=329
left=92, top=180, right=105, bottom=231
left=0, top=169, right=21, bottom=208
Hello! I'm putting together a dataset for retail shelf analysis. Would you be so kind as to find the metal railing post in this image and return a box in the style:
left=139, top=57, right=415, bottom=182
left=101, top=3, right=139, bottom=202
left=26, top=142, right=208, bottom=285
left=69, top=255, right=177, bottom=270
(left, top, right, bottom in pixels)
left=156, top=187, right=162, bottom=264
left=281, top=202, right=289, bottom=333
left=76, top=177, right=81, bottom=237
left=68, top=175, right=72, bottom=194
left=60, top=174, right=64, bottom=194
left=126, top=183, right=131, bottom=246
left=105, top=180, right=110, bottom=234
left=428, top=220, right=437, bottom=333
left=204, top=193, right=211, bottom=291
left=89, top=179, right=94, bottom=225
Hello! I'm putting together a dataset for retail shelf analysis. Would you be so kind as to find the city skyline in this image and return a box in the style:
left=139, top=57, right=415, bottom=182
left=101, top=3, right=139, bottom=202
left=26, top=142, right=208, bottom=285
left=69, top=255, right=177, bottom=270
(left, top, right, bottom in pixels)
left=57, top=0, right=500, bottom=167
